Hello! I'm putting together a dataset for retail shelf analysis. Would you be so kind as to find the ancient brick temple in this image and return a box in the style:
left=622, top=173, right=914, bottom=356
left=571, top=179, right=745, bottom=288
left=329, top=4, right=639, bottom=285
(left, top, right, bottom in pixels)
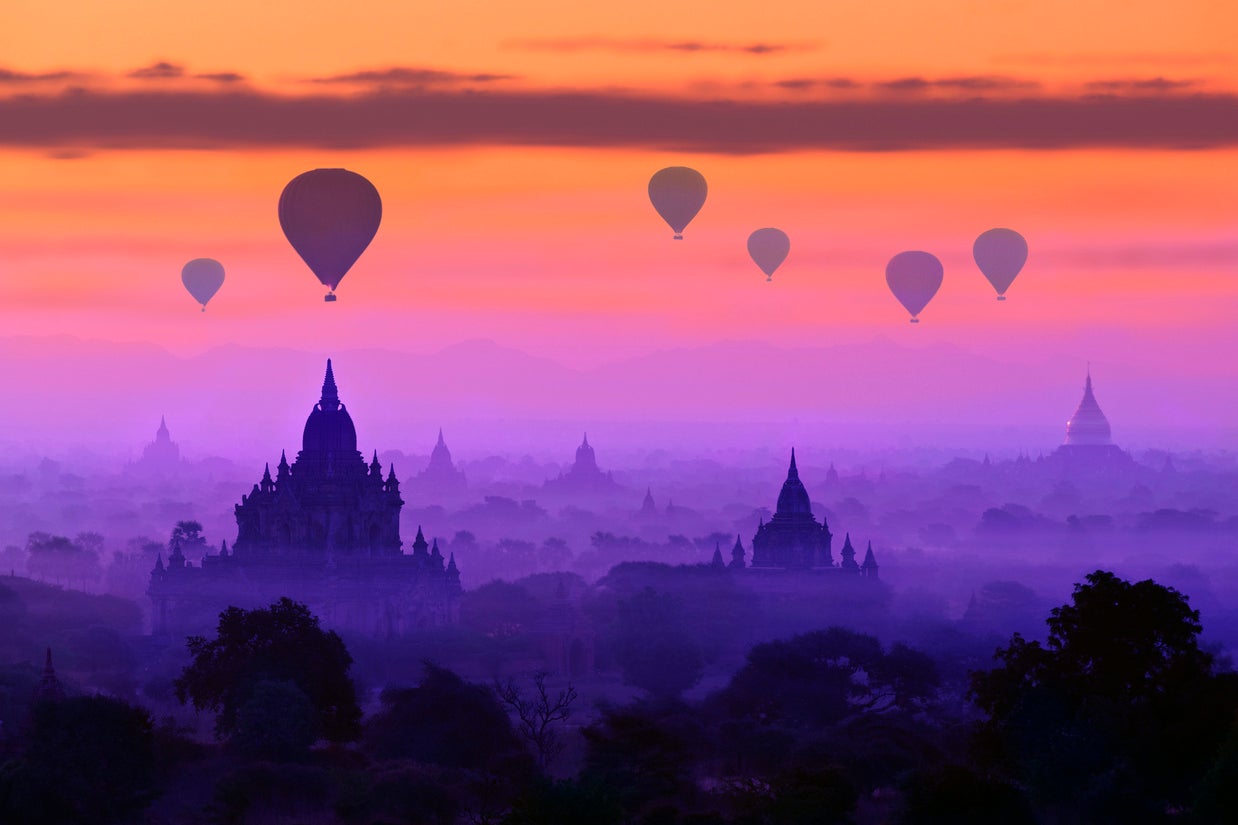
left=149, top=360, right=461, bottom=638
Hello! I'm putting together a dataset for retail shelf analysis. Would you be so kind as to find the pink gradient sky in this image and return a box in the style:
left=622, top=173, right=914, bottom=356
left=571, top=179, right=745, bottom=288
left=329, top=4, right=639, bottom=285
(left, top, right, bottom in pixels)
left=1, top=1, right=1235, bottom=452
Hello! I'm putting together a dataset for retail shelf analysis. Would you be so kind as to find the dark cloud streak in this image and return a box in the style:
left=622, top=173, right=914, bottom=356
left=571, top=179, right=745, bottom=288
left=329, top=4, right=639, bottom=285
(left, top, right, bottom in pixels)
left=309, top=67, right=516, bottom=85
left=509, top=37, right=816, bottom=56
left=0, top=68, right=84, bottom=84
left=1, top=87, right=1235, bottom=154
left=1084, top=77, right=1197, bottom=93
left=196, top=72, right=246, bottom=84
left=127, top=61, right=185, bottom=80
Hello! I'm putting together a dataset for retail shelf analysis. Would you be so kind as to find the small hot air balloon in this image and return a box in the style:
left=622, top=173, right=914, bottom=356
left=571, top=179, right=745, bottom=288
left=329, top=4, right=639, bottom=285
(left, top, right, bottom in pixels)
left=181, top=258, right=225, bottom=312
left=278, top=168, right=382, bottom=302
left=885, top=251, right=944, bottom=323
left=648, top=167, right=707, bottom=239
left=748, top=228, right=790, bottom=282
left=973, top=228, right=1028, bottom=301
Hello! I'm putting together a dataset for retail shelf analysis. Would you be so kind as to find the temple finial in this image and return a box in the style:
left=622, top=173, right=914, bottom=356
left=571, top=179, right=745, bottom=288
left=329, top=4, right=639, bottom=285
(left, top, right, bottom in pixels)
left=321, top=359, right=340, bottom=409
left=788, top=448, right=799, bottom=479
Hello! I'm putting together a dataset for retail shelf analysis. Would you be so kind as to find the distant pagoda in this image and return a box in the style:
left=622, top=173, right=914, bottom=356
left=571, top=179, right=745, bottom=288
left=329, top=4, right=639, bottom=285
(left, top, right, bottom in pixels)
left=131, top=415, right=181, bottom=477
left=748, top=450, right=878, bottom=578
left=412, top=428, right=468, bottom=496
left=1050, top=367, right=1135, bottom=474
left=149, top=360, right=461, bottom=638
left=1064, top=368, right=1112, bottom=446
left=544, top=433, right=621, bottom=495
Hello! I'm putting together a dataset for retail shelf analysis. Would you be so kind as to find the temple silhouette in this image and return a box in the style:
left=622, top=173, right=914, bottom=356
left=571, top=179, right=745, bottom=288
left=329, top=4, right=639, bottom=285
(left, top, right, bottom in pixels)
left=148, top=360, right=461, bottom=638
left=544, top=433, right=621, bottom=495
left=130, top=416, right=181, bottom=477
left=1047, top=367, right=1137, bottom=475
left=747, top=450, right=878, bottom=578
left=411, top=429, right=468, bottom=496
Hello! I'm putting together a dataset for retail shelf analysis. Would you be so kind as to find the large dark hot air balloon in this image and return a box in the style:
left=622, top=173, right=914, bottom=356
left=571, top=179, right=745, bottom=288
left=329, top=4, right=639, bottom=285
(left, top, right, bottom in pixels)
left=648, top=167, right=707, bottom=239
left=278, top=169, right=382, bottom=302
left=973, top=227, right=1028, bottom=300
left=886, top=251, right=943, bottom=323
left=181, top=258, right=225, bottom=312
left=747, top=228, right=790, bottom=282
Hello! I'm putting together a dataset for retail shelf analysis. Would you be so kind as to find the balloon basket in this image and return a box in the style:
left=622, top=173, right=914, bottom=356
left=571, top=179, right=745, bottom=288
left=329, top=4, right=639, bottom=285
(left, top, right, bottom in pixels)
left=201, top=306, right=206, bottom=312
left=910, top=318, right=920, bottom=324
left=997, top=295, right=1007, bottom=301
left=766, top=276, right=772, bottom=283
left=673, top=234, right=683, bottom=240
left=324, top=293, right=337, bottom=303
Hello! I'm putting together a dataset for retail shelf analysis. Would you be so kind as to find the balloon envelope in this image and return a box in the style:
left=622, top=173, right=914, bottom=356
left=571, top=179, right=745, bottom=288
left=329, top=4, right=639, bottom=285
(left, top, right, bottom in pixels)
left=885, top=251, right=944, bottom=322
left=748, top=228, right=790, bottom=280
left=648, top=167, right=707, bottom=239
left=278, top=169, right=382, bottom=296
left=973, top=228, right=1028, bottom=298
left=181, top=258, right=225, bottom=309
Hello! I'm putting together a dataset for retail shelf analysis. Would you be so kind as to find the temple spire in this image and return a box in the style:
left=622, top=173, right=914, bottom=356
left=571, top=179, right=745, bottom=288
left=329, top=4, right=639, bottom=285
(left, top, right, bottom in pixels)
left=321, top=359, right=340, bottom=410
left=788, top=448, right=799, bottom=480
left=36, top=648, right=64, bottom=701
left=437, top=428, right=445, bottom=446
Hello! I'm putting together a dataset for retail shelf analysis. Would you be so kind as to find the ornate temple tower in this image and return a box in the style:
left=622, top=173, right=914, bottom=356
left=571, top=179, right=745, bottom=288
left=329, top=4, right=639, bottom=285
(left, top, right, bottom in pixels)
left=232, top=359, right=403, bottom=558
left=414, top=429, right=468, bottom=493
left=1064, top=368, right=1112, bottom=446
left=545, top=433, right=620, bottom=494
left=133, top=415, right=181, bottom=476
left=750, top=450, right=834, bottom=569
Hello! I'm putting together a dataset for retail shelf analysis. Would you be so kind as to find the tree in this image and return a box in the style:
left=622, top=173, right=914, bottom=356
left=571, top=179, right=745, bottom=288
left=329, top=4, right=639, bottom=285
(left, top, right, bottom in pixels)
left=232, top=680, right=319, bottom=761
left=0, top=695, right=155, bottom=824
left=174, top=598, right=360, bottom=743
left=715, top=628, right=939, bottom=729
left=898, top=765, right=1035, bottom=825
left=496, top=670, right=579, bottom=769
left=612, top=587, right=704, bottom=698
left=24, top=533, right=101, bottom=589
left=169, top=520, right=207, bottom=557
left=970, top=570, right=1233, bottom=819
left=365, top=663, right=532, bottom=776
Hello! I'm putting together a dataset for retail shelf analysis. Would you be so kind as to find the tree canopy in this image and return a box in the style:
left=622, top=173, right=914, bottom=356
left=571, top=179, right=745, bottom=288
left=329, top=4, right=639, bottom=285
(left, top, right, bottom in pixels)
left=970, top=570, right=1236, bottom=820
left=174, top=598, right=360, bottom=743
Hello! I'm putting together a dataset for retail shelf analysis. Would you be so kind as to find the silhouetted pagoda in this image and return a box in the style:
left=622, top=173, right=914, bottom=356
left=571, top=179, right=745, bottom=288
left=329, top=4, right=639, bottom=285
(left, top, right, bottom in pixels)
left=131, top=415, right=181, bottom=477
left=1049, top=368, right=1136, bottom=475
left=544, top=433, right=621, bottom=495
left=412, top=429, right=468, bottom=495
left=750, top=450, right=877, bottom=578
left=149, top=360, right=461, bottom=638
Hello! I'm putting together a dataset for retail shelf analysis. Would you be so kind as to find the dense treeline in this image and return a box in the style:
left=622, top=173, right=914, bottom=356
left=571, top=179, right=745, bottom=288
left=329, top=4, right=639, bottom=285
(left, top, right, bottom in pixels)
left=1, top=570, right=1236, bottom=823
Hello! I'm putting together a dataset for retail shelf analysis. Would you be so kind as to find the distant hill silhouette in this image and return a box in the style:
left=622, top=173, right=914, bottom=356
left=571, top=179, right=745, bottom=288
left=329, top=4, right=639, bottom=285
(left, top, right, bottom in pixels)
left=2, top=335, right=1233, bottom=458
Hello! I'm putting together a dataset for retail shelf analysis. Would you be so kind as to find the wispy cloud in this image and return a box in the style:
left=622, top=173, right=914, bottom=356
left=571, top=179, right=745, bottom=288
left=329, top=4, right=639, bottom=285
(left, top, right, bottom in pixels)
left=876, top=75, right=1040, bottom=93
left=509, top=37, right=817, bottom=56
left=1, top=85, right=1234, bottom=154
left=127, top=61, right=185, bottom=80
left=196, top=72, right=246, bottom=84
left=0, top=68, right=85, bottom=84
left=775, top=77, right=861, bottom=91
left=1084, top=77, right=1198, bottom=93
left=308, top=67, right=516, bottom=86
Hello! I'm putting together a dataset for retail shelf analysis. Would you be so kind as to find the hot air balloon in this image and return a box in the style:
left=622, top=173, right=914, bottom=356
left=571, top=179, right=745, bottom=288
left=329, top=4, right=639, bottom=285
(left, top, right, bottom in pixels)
left=648, top=167, right=707, bottom=239
left=885, top=251, right=944, bottom=323
left=181, top=258, right=225, bottom=312
left=278, top=168, right=382, bottom=302
left=973, top=228, right=1028, bottom=300
left=748, top=228, right=790, bottom=282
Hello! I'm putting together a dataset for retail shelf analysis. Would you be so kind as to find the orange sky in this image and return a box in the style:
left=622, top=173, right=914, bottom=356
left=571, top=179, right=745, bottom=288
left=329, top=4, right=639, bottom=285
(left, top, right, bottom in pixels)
left=0, top=0, right=1235, bottom=371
